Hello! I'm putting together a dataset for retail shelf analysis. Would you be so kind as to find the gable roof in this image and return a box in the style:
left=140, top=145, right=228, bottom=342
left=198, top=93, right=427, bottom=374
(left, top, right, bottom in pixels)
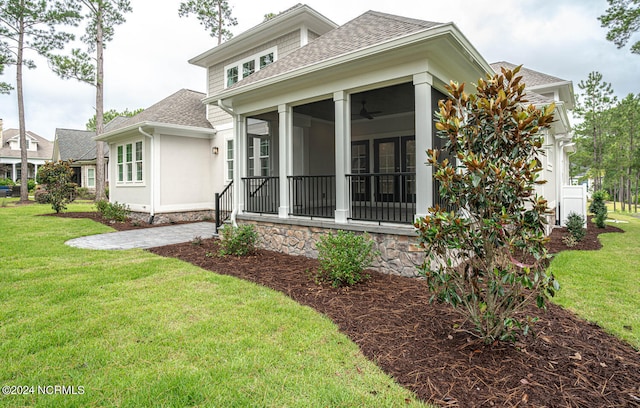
left=54, top=128, right=110, bottom=162
left=189, top=4, right=337, bottom=68
left=227, top=11, right=443, bottom=90
left=0, top=128, right=53, bottom=160
left=108, top=89, right=213, bottom=132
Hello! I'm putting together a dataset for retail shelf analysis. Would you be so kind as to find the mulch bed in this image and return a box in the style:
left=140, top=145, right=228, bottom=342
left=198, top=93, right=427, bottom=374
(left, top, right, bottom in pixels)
left=66, top=211, right=640, bottom=407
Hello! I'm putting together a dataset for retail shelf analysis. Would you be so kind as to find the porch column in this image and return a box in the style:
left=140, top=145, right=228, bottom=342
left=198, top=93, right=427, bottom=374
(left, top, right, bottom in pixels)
left=278, top=104, right=293, bottom=218
left=334, top=91, right=351, bottom=224
left=12, top=163, right=16, bottom=182
left=414, top=72, right=434, bottom=219
left=234, top=114, right=246, bottom=214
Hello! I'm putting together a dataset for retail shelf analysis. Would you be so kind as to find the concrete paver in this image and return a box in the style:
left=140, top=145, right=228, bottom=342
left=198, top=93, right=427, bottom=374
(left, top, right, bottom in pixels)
left=65, top=222, right=217, bottom=250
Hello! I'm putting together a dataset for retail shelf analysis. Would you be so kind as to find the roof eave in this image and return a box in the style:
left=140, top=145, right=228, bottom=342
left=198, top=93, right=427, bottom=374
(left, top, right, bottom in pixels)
left=204, top=23, right=492, bottom=105
left=94, top=121, right=216, bottom=142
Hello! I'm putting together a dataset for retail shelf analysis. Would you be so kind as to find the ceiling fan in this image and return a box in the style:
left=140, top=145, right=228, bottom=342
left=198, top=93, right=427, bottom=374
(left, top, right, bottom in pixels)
left=356, top=100, right=382, bottom=120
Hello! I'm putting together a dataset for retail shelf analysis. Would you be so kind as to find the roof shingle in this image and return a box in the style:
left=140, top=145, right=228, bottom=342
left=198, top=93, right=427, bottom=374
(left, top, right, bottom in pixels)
left=110, top=89, right=212, bottom=131
left=228, top=11, right=443, bottom=90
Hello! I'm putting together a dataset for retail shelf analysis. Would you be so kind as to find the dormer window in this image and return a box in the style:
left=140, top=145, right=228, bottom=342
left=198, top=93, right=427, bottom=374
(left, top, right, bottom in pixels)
left=224, top=47, right=277, bottom=88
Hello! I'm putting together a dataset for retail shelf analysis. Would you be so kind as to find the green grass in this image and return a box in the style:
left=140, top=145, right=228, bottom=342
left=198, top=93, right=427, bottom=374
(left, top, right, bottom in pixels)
left=549, top=212, right=640, bottom=349
left=0, top=203, right=426, bottom=407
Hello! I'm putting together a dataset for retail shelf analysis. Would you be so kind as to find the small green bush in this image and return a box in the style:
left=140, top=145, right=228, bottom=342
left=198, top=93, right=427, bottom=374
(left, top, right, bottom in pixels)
left=316, top=230, right=377, bottom=287
left=95, top=200, right=130, bottom=222
left=27, top=179, right=36, bottom=192
left=76, top=187, right=96, bottom=200
left=34, top=188, right=50, bottom=204
left=219, top=224, right=257, bottom=256
left=589, top=190, right=608, bottom=228
left=562, top=234, right=578, bottom=247
left=0, top=178, right=14, bottom=186
left=565, top=212, right=586, bottom=242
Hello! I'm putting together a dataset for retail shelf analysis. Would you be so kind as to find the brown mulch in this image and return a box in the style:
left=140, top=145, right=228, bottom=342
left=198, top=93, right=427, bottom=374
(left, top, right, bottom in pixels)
left=44, top=211, right=199, bottom=230
left=66, top=212, right=640, bottom=407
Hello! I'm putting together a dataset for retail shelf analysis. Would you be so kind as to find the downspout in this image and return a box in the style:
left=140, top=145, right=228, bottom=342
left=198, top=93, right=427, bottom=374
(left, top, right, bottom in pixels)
left=138, top=127, right=155, bottom=224
left=217, top=99, right=238, bottom=227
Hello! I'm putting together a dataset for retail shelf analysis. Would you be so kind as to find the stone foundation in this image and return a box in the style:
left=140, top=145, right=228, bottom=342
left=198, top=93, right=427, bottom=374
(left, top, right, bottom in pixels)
left=129, top=210, right=215, bottom=225
left=239, top=215, right=424, bottom=277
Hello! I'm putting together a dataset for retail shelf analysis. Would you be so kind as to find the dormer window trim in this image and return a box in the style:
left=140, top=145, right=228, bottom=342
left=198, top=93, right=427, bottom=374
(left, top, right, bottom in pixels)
left=224, top=46, right=278, bottom=88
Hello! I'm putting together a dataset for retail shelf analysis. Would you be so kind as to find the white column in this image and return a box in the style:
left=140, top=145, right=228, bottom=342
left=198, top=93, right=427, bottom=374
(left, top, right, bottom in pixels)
left=414, top=72, right=434, bottom=219
left=334, top=91, right=351, bottom=224
left=12, top=163, right=16, bottom=182
left=278, top=104, right=292, bottom=218
left=234, top=115, right=246, bottom=214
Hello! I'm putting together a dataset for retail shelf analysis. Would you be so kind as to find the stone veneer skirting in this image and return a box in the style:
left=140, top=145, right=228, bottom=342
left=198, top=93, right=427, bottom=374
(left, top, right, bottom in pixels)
left=238, top=214, right=425, bottom=277
left=129, top=210, right=214, bottom=225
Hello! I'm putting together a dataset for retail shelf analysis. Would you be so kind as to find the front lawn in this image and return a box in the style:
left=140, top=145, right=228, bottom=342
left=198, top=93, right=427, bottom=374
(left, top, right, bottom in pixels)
left=549, top=212, right=640, bottom=348
left=0, top=203, right=425, bottom=407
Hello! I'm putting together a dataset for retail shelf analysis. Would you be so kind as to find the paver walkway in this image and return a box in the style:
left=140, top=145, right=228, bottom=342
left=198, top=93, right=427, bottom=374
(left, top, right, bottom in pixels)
left=65, top=222, right=217, bottom=250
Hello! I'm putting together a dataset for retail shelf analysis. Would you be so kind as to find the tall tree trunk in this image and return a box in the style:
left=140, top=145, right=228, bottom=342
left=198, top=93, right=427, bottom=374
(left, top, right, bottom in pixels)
left=95, top=5, right=105, bottom=201
left=217, top=1, right=222, bottom=45
left=17, top=6, right=28, bottom=202
left=633, top=169, right=640, bottom=212
left=620, top=174, right=625, bottom=212
left=628, top=170, right=632, bottom=212
left=613, top=185, right=617, bottom=212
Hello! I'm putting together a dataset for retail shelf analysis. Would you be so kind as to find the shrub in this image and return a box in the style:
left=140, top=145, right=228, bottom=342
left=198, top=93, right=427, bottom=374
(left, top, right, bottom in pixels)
left=76, top=187, right=96, bottom=200
left=0, top=178, right=15, bottom=186
left=27, top=179, right=36, bottom=192
left=95, top=200, right=130, bottom=222
left=316, top=230, right=377, bottom=287
left=218, top=224, right=257, bottom=256
left=414, top=66, right=559, bottom=343
left=589, top=190, right=608, bottom=228
left=35, top=160, right=76, bottom=213
left=34, top=187, right=50, bottom=204
left=565, top=212, right=586, bottom=242
left=562, top=234, right=578, bottom=247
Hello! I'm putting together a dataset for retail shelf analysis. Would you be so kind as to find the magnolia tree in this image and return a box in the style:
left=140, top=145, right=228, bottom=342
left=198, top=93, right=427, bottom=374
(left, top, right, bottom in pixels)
left=415, top=66, right=559, bottom=343
left=36, top=160, right=76, bottom=213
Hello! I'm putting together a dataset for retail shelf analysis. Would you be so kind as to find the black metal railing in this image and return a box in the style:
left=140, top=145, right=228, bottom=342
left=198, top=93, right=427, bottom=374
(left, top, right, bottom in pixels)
left=288, top=175, right=336, bottom=218
left=215, top=181, right=233, bottom=233
left=347, top=173, right=416, bottom=224
left=433, top=179, right=458, bottom=213
left=243, top=176, right=279, bottom=214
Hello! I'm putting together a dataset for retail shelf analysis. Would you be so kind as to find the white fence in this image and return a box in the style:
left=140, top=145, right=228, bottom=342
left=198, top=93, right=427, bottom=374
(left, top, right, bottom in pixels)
left=561, top=185, right=588, bottom=227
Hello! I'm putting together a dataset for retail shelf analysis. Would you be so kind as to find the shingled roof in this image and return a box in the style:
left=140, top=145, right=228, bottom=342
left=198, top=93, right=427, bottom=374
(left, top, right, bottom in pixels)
left=490, top=61, right=569, bottom=87
left=0, top=129, right=53, bottom=160
left=109, top=89, right=212, bottom=131
left=54, top=128, right=110, bottom=162
left=228, top=11, right=443, bottom=90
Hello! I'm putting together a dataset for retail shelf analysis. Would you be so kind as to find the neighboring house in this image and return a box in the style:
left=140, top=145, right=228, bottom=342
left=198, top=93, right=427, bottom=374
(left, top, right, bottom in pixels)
left=0, top=119, right=53, bottom=182
left=52, top=128, right=111, bottom=191
left=97, top=5, right=580, bottom=276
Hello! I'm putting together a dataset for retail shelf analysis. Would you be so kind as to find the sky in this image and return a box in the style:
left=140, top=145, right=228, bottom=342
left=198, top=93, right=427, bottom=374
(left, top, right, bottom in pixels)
left=1, top=0, right=639, bottom=141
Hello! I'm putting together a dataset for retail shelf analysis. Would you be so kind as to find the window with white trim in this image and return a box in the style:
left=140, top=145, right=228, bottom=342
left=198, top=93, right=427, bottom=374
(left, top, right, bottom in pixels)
left=87, top=167, right=95, bottom=188
left=226, top=139, right=234, bottom=181
left=116, top=140, right=143, bottom=183
left=224, top=47, right=277, bottom=88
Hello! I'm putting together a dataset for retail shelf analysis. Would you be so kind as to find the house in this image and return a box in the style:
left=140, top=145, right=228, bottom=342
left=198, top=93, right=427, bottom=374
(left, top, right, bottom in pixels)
left=96, top=5, right=579, bottom=276
left=0, top=119, right=53, bottom=182
left=95, top=89, right=216, bottom=224
left=52, top=128, right=111, bottom=192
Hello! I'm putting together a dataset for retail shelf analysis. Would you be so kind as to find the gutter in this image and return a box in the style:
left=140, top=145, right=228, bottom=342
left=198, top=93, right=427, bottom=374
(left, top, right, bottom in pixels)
left=217, top=101, right=238, bottom=227
left=138, top=127, right=155, bottom=224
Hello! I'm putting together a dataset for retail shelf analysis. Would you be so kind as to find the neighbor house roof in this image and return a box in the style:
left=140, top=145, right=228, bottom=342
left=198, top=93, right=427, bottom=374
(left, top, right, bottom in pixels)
left=54, top=128, right=109, bottom=162
left=0, top=129, right=53, bottom=160
left=108, top=89, right=213, bottom=132
left=227, top=11, right=443, bottom=90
